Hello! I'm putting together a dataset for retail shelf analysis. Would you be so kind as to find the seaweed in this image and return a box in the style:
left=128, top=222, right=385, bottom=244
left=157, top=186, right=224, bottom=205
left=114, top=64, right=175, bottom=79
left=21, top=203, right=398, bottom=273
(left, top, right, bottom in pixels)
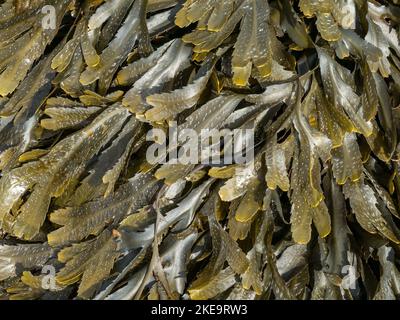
left=0, top=0, right=399, bottom=301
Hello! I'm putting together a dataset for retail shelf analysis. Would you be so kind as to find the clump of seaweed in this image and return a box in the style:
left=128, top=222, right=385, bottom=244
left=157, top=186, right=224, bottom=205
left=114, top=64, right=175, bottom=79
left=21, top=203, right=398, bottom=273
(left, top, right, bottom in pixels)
left=0, top=0, right=400, bottom=300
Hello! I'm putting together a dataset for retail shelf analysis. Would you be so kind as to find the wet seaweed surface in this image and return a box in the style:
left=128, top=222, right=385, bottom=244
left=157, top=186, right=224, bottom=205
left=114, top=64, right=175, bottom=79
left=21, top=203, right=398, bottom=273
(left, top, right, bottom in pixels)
left=0, top=0, right=400, bottom=300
